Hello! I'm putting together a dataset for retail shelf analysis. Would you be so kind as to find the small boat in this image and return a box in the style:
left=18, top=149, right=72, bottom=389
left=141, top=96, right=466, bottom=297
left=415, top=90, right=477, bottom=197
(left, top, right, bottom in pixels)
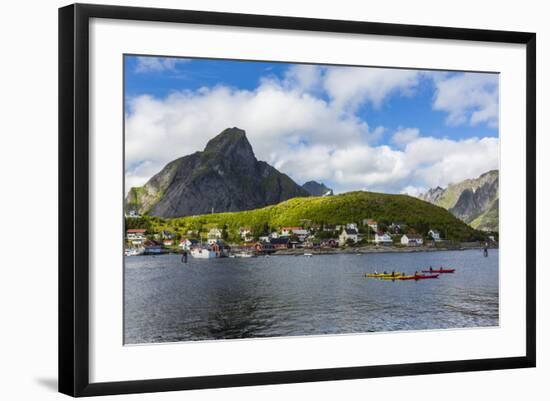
left=124, top=248, right=143, bottom=256
left=304, top=253, right=313, bottom=257
left=421, top=268, right=455, bottom=273
left=190, top=247, right=217, bottom=259
left=234, top=251, right=254, bottom=258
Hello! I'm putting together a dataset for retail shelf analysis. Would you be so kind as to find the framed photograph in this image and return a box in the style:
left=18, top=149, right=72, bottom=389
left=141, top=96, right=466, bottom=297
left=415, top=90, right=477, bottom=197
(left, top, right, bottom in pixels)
left=59, top=3, right=536, bottom=397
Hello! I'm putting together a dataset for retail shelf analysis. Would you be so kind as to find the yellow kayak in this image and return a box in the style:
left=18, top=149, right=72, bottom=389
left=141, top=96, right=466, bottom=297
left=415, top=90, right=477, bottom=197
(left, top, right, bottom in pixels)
left=381, top=275, right=415, bottom=280
left=366, top=272, right=404, bottom=278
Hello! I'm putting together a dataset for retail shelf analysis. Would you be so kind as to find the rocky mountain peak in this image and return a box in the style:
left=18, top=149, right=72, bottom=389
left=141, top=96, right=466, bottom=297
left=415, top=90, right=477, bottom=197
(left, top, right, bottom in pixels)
left=126, top=127, right=310, bottom=218
left=302, top=181, right=334, bottom=196
left=204, top=127, right=254, bottom=159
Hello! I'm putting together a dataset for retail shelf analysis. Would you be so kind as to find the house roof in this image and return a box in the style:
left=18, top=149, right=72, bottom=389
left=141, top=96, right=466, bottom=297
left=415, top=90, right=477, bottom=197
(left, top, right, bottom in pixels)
left=405, top=234, right=422, bottom=239
left=429, top=229, right=440, bottom=234
left=180, top=238, right=199, bottom=244
left=127, top=229, right=146, bottom=233
left=344, top=228, right=358, bottom=235
left=282, top=226, right=304, bottom=231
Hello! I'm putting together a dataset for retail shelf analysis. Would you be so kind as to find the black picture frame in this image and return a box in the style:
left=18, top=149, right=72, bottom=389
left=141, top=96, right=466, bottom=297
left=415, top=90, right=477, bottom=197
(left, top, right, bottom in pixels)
left=59, top=3, right=536, bottom=397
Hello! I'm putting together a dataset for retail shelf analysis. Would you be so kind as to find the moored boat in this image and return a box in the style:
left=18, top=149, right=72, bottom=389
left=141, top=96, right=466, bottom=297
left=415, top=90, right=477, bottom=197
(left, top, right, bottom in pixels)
left=124, top=248, right=143, bottom=256
left=190, top=247, right=217, bottom=259
left=234, top=251, right=254, bottom=258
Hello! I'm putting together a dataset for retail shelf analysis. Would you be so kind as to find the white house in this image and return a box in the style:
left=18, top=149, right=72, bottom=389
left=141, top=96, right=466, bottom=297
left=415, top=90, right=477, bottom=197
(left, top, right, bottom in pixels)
left=339, top=228, right=360, bottom=246
left=125, top=210, right=141, bottom=218
left=281, top=226, right=303, bottom=236
left=239, top=227, right=253, bottom=242
left=346, top=222, right=358, bottom=230
left=179, top=238, right=199, bottom=250
left=208, top=228, right=223, bottom=239
left=363, top=219, right=378, bottom=233
left=374, top=232, right=393, bottom=244
left=401, top=234, right=424, bottom=246
left=281, top=226, right=310, bottom=241
left=126, top=229, right=146, bottom=245
left=428, top=229, right=441, bottom=241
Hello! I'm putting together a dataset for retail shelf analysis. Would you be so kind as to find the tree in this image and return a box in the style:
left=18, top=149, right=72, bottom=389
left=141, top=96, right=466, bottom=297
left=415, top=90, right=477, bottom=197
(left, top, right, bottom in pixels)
left=221, top=224, right=229, bottom=241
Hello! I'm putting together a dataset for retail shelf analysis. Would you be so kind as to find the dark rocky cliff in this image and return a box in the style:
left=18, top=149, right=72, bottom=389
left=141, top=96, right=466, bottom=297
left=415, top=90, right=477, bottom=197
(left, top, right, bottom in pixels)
left=126, top=127, right=310, bottom=218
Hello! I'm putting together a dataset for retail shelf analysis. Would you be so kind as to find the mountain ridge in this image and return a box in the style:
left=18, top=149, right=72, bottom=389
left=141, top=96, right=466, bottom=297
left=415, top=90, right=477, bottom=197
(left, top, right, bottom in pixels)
left=126, top=127, right=310, bottom=218
left=418, top=170, right=499, bottom=231
left=302, top=181, right=333, bottom=196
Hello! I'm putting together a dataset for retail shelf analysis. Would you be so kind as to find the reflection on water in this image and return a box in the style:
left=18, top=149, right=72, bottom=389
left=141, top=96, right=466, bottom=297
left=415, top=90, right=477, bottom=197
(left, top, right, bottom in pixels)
left=124, top=249, right=498, bottom=344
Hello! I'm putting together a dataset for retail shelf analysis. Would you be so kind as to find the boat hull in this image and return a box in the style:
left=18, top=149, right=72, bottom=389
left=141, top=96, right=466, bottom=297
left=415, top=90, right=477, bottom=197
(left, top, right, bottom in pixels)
left=421, top=269, right=455, bottom=273
left=383, top=274, right=439, bottom=280
left=191, top=249, right=217, bottom=259
left=366, top=273, right=404, bottom=278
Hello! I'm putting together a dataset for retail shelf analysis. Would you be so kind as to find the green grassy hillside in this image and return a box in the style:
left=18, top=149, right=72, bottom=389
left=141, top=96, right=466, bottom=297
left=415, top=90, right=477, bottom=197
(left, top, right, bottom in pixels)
left=127, top=191, right=488, bottom=242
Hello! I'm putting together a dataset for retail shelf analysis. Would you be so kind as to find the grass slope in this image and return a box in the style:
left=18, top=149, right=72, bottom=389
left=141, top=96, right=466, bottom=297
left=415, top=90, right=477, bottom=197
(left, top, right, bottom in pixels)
left=130, top=191, right=487, bottom=242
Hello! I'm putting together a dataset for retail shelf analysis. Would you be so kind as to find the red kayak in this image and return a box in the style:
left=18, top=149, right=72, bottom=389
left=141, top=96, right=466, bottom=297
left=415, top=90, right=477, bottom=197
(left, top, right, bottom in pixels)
left=421, top=268, right=455, bottom=273
left=399, top=274, right=440, bottom=280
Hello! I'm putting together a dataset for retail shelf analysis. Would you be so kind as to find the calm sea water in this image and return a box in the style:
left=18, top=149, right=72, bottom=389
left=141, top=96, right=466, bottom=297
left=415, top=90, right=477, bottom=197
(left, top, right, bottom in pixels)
left=124, top=249, right=498, bottom=344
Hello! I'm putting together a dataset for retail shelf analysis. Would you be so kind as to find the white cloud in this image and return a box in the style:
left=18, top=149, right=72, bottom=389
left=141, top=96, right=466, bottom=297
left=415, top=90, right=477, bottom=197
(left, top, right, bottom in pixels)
left=125, top=66, right=499, bottom=196
left=134, top=57, right=187, bottom=73
left=323, top=67, right=421, bottom=111
left=391, top=127, right=420, bottom=147
left=264, top=133, right=498, bottom=195
left=401, top=185, right=426, bottom=197
left=432, top=73, right=499, bottom=128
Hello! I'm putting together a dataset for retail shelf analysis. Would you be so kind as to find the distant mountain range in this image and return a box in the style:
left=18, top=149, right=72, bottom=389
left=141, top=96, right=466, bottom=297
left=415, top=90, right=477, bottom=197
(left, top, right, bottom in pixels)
left=302, top=181, right=333, bottom=196
left=418, top=170, right=499, bottom=232
left=126, top=128, right=310, bottom=218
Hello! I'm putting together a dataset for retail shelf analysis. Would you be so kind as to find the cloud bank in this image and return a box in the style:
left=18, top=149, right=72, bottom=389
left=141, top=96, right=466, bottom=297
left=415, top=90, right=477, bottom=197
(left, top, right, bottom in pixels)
left=125, top=62, right=499, bottom=195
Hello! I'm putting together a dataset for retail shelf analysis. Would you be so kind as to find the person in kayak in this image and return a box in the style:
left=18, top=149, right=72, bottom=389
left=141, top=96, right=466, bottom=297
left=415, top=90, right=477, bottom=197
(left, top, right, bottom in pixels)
left=391, top=271, right=396, bottom=277
left=429, top=266, right=433, bottom=272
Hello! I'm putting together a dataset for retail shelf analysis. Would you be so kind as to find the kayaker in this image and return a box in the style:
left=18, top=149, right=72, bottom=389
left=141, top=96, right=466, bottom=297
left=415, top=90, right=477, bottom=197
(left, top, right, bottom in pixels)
left=383, top=271, right=388, bottom=275
left=181, top=250, right=188, bottom=263
left=429, top=266, right=433, bottom=272
left=391, top=271, right=396, bottom=277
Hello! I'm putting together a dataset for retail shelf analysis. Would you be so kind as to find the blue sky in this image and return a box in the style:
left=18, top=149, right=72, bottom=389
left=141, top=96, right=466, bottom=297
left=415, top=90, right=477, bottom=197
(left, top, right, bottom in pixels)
left=124, top=55, right=499, bottom=195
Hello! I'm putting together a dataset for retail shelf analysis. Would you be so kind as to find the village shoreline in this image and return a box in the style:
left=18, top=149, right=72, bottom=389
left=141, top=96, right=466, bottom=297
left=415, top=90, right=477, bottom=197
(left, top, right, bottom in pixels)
left=137, top=242, right=498, bottom=257
left=265, top=243, right=498, bottom=256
